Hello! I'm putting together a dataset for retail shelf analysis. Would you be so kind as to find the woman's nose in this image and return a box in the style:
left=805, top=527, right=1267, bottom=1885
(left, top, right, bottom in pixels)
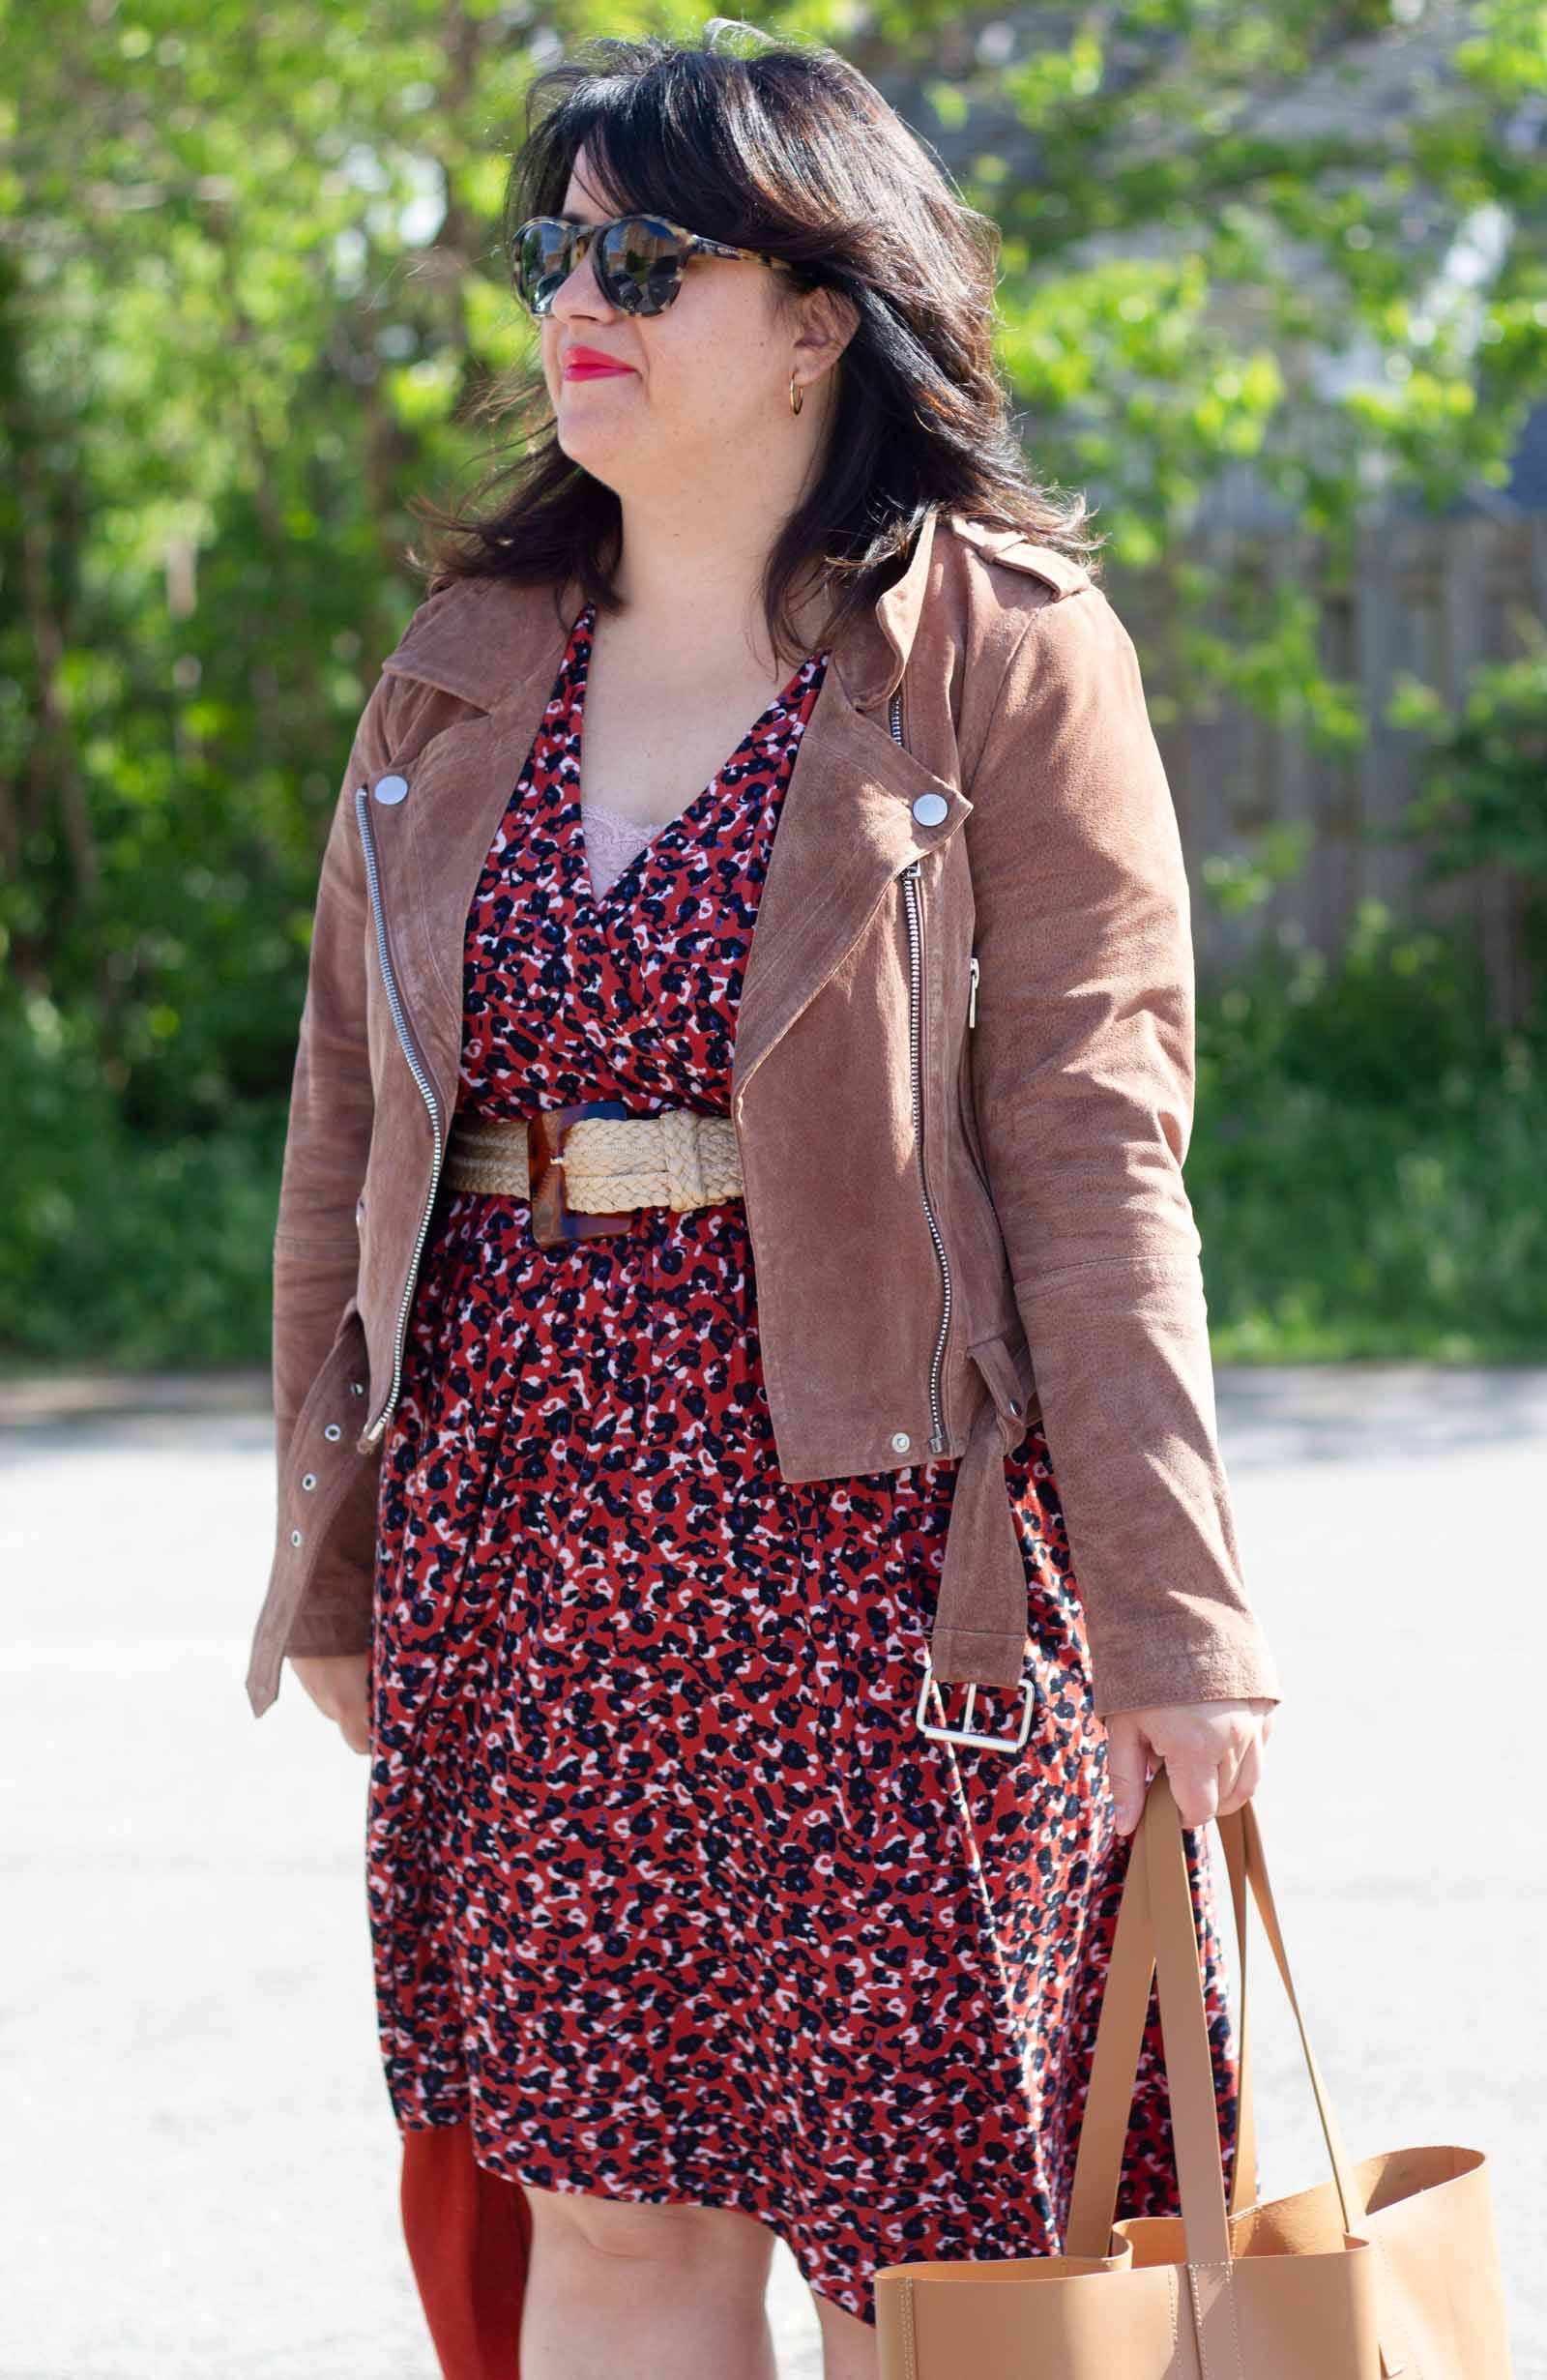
left=549, top=237, right=614, bottom=320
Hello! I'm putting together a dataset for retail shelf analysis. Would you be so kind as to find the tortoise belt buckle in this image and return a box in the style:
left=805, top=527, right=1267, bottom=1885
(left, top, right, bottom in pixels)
left=916, top=1646, right=1036, bottom=1752
left=527, top=1099, right=639, bottom=1250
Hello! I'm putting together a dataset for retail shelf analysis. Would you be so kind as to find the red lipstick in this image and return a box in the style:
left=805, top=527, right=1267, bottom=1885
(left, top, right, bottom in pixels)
left=563, top=345, right=635, bottom=379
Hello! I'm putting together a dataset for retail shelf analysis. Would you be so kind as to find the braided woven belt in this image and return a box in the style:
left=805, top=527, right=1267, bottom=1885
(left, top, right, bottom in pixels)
left=443, top=1098, right=744, bottom=1250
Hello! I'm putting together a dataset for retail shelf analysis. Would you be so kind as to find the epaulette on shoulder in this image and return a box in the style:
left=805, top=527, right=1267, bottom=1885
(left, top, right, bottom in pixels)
left=948, top=514, right=1094, bottom=599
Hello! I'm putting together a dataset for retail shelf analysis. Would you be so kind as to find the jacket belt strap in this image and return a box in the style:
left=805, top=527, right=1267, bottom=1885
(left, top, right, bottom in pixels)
left=927, top=1383, right=1034, bottom=1690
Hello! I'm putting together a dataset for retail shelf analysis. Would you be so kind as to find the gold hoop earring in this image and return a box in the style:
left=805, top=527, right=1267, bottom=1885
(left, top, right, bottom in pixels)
left=789, top=371, right=804, bottom=417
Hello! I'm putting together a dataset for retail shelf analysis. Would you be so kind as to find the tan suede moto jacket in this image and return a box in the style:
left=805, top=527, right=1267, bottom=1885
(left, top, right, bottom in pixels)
left=244, top=504, right=1283, bottom=1726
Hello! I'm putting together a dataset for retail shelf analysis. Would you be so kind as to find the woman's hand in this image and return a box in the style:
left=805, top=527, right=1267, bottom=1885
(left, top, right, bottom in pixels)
left=288, top=1651, right=373, bottom=1755
left=1102, top=1697, right=1277, bottom=1836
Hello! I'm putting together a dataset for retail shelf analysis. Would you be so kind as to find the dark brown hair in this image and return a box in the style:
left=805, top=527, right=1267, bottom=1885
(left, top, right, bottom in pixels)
left=408, top=24, right=1104, bottom=664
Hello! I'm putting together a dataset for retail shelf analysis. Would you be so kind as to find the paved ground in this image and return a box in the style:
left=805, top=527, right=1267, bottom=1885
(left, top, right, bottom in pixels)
left=2, top=1360, right=1542, bottom=2379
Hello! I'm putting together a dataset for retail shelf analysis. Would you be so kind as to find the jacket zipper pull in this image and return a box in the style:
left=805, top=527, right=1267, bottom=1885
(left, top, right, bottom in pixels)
left=968, top=955, right=979, bottom=1029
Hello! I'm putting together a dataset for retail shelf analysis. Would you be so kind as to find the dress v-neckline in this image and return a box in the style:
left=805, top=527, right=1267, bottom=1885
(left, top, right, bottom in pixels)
left=562, top=602, right=823, bottom=917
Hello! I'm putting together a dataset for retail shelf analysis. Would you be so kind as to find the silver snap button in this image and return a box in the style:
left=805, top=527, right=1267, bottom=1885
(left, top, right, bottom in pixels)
left=302, top=1472, right=317, bottom=1490
left=372, top=773, right=409, bottom=805
left=350, top=1381, right=365, bottom=1396
left=911, top=792, right=949, bottom=828
left=890, top=1430, right=911, bottom=1452
left=324, top=1422, right=342, bottom=1441
left=290, top=1528, right=303, bottom=1547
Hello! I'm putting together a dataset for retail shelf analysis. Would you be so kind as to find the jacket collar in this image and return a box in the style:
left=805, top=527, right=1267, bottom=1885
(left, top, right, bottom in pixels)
left=381, top=503, right=945, bottom=720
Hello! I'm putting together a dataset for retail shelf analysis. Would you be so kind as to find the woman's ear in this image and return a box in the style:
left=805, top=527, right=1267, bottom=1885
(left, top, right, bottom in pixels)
left=793, top=282, right=861, bottom=381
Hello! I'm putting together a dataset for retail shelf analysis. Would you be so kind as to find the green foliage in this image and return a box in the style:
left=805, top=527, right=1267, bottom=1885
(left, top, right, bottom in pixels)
left=1386, top=628, right=1547, bottom=885
left=0, top=991, right=284, bottom=1369
left=1190, top=903, right=1547, bottom=1360
left=1366, top=626, right=1547, bottom=1015
left=1199, top=821, right=1315, bottom=917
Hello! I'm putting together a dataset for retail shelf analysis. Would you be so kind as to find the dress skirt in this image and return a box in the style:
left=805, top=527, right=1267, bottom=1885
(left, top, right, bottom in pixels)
left=365, top=598, right=1242, bottom=2330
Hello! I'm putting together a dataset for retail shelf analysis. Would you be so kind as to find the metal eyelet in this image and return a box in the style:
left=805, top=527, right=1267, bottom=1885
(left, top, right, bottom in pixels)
left=290, top=1528, right=303, bottom=1547
left=323, top=1423, right=342, bottom=1441
left=301, top=1472, right=317, bottom=1490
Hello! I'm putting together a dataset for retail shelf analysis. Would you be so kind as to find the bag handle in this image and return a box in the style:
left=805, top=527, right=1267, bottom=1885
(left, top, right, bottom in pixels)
left=1064, top=1783, right=1251, bottom=2255
left=1065, top=1773, right=1372, bottom=2260
left=1216, top=1796, right=1258, bottom=2215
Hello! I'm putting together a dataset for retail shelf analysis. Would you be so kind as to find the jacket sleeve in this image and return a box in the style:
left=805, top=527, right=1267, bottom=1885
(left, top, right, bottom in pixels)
left=268, top=669, right=396, bottom=1660
left=965, top=582, right=1283, bottom=1719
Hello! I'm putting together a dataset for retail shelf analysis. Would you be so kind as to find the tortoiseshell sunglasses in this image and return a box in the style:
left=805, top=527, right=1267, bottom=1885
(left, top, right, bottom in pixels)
left=511, top=211, right=802, bottom=318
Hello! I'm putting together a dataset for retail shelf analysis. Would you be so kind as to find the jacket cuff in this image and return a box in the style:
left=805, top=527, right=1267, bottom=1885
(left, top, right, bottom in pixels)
left=1089, top=1634, right=1282, bottom=1719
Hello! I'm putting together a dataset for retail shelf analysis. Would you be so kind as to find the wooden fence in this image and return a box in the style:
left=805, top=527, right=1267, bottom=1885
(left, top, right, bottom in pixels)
left=1110, top=514, right=1547, bottom=1023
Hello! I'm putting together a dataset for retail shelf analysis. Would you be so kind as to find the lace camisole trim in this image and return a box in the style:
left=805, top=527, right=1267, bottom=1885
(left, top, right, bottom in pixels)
left=579, top=800, right=674, bottom=899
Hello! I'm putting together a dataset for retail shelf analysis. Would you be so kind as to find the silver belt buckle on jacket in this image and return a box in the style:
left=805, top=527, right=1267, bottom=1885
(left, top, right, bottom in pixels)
left=915, top=1648, right=1036, bottom=1753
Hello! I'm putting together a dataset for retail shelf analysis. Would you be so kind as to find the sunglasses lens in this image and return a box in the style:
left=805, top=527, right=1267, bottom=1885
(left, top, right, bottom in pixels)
left=597, top=216, right=688, bottom=315
left=515, top=220, right=573, bottom=315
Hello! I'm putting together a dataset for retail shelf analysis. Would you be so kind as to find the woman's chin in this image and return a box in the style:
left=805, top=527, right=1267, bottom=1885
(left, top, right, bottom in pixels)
left=553, top=414, right=637, bottom=481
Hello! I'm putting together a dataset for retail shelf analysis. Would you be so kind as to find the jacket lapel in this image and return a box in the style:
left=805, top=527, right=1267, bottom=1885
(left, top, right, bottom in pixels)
left=374, top=638, right=576, bottom=1133
left=367, top=507, right=967, bottom=1124
left=730, top=678, right=968, bottom=1097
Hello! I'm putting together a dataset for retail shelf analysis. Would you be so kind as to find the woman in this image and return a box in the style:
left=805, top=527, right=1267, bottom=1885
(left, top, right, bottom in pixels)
left=246, top=29, right=1281, bottom=2380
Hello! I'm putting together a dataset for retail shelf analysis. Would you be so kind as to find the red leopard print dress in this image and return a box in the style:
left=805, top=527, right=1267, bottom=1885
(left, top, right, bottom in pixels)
left=365, top=598, right=1242, bottom=2327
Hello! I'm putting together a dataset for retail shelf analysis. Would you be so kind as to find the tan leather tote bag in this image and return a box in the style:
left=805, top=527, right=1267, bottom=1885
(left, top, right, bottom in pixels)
left=874, top=1769, right=1512, bottom=2378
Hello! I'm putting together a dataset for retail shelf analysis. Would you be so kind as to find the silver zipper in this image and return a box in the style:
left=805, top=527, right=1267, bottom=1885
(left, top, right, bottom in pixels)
left=891, top=684, right=952, bottom=1457
left=353, top=786, right=446, bottom=1446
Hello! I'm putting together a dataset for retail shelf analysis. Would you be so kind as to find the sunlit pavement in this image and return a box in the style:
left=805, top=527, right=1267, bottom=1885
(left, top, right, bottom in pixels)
left=2, top=1361, right=1541, bottom=2379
